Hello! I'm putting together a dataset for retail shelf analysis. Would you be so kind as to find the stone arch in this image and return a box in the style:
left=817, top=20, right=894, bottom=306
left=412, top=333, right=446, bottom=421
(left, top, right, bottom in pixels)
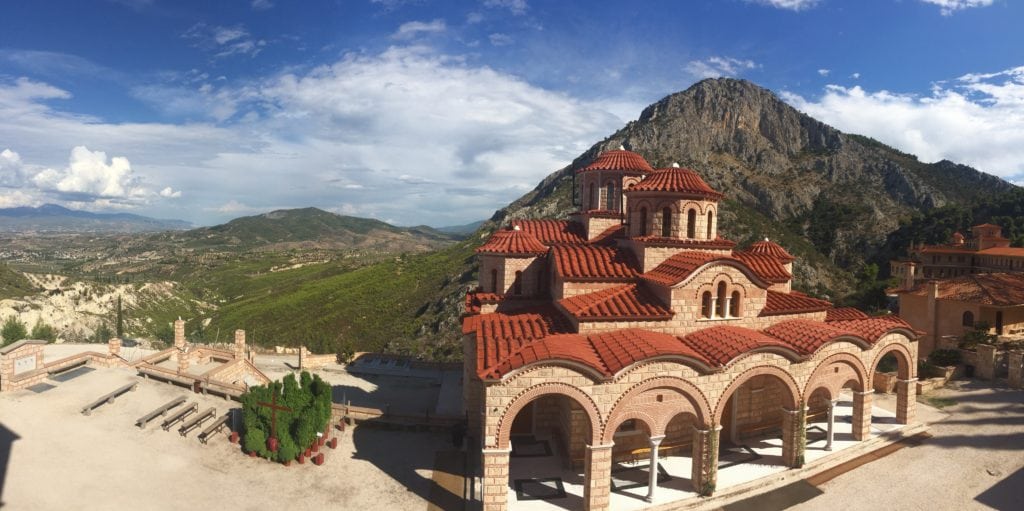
left=869, top=340, right=915, bottom=380
left=803, top=352, right=869, bottom=401
left=603, top=376, right=713, bottom=443
left=604, top=410, right=659, bottom=440
left=495, top=382, right=602, bottom=449
left=714, top=365, right=801, bottom=426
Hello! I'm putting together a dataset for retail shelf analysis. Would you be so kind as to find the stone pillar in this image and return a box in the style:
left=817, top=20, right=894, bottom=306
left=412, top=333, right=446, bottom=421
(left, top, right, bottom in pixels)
left=481, top=448, right=510, bottom=511
left=584, top=443, right=613, bottom=511
left=173, top=318, right=186, bottom=350
left=852, top=390, right=873, bottom=441
left=781, top=406, right=807, bottom=468
left=645, top=435, right=665, bottom=503
left=710, top=297, right=718, bottom=319
left=976, top=344, right=997, bottom=381
left=299, top=345, right=308, bottom=369
left=108, top=337, right=121, bottom=357
left=1008, top=350, right=1023, bottom=389
left=691, top=425, right=720, bottom=496
left=825, top=400, right=836, bottom=451
left=896, top=379, right=917, bottom=425
left=234, top=329, right=246, bottom=360
left=723, top=297, right=732, bottom=318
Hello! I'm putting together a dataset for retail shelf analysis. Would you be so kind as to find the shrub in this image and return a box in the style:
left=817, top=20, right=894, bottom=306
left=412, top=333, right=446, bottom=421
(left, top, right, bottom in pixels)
left=1, top=316, right=27, bottom=346
left=929, top=349, right=962, bottom=367
left=240, top=370, right=332, bottom=463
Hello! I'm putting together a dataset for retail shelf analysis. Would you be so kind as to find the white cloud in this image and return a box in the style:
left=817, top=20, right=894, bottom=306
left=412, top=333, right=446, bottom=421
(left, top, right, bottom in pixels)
left=484, top=0, right=528, bottom=15
left=746, top=0, right=819, bottom=11
left=818, top=68, right=830, bottom=76
left=467, top=12, right=484, bottom=24
left=920, top=0, right=993, bottom=16
left=489, top=33, right=514, bottom=46
left=32, top=146, right=146, bottom=199
left=781, top=65, right=1024, bottom=181
left=213, top=200, right=255, bottom=214
left=251, top=0, right=273, bottom=10
left=159, top=186, right=182, bottom=198
left=851, top=72, right=861, bottom=79
left=183, top=23, right=265, bottom=59
left=392, top=19, right=447, bottom=40
left=685, top=56, right=759, bottom=79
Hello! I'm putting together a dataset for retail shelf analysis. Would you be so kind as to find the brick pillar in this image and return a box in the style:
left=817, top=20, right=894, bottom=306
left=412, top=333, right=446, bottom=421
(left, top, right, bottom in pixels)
left=1008, top=350, right=1023, bottom=389
left=896, top=379, right=917, bottom=424
left=173, top=318, right=186, bottom=350
left=584, top=443, right=613, bottom=511
left=691, top=425, right=720, bottom=496
left=234, top=329, right=246, bottom=360
left=976, top=344, right=997, bottom=380
left=299, top=345, right=308, bottom=369
left=108, top=337, right=121, bottom=357
left=481, top=448, right=510, bottom=511
left=781, top=406, right=807, bottom=468
left=852, top=390, right=873, bottom=441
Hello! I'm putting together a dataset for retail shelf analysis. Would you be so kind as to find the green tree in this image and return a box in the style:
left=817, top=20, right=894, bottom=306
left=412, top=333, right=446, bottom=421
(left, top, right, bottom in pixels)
left=116, top=295, right=124, bottom=338
left=93, top=321, right=113, bottom=344
left=30, top=319, right=57, bottom=342
left=1, top=316, right=27, bottom=346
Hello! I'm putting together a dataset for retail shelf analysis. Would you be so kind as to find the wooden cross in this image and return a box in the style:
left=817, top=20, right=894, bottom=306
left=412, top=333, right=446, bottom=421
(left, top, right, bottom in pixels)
left=257, top=391, right=292, bottom=448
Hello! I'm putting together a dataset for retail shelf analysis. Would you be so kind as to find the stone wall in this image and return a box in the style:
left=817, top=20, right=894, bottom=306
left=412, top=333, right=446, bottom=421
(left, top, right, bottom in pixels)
left=299, top=346, right=337, bottom=370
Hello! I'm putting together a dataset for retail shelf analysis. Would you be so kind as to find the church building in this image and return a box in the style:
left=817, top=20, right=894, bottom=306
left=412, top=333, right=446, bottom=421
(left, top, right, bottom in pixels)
left=461, top=148, right=920, bottom=511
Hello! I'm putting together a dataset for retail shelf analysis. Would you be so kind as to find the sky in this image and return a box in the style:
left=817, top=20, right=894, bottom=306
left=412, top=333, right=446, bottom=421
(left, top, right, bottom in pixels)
left=1, top=0, right=1022, bottom=227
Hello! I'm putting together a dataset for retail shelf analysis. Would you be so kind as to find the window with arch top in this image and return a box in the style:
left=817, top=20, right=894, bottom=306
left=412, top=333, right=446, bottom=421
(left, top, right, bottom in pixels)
left=639, top=207, right=648, bottom=236
left=605, top=182, right=615, bottom=210
left=730, top=290, right=740, bottom=317
left=707, top=211, right=714, bottom=239
left=662, top=207, right=672, bottom=237
left=962, top=311, right=974, bottom=327
left=701, top=291, right=712, bottom=318
left=513, top=270, right=523, bottom=295
left=716, top=281, right=727, bottom=318
left=687, top=209, right=697, bottom=238
left=589, top=183, right=597, bottom=210
left=490, top=269, right=498, bottom=294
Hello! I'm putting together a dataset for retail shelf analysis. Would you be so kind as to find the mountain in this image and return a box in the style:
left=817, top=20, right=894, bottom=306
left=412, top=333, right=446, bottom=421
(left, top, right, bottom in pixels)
left=435, top=220, right=486, bottom=237
left=0, top=204, right=190, bottom=233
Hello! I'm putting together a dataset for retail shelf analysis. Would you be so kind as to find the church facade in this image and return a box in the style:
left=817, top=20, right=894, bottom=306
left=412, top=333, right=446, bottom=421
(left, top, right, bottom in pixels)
left=462, top=148, right=919, bottom=510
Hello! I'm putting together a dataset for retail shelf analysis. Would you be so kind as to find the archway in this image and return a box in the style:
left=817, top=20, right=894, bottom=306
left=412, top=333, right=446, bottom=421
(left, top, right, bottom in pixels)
left=803, top=353, right=871, bottom=448
left=870, top=343, right=917, bottom=426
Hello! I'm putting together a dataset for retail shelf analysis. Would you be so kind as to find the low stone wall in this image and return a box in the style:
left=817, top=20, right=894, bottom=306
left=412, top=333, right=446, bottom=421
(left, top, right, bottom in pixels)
left=298, top=346, right=336, bottom=370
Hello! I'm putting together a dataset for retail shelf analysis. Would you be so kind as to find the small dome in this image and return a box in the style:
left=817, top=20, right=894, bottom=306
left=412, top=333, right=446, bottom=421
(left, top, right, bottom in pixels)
left=625, top=166, right=723, bottom=199
left=579, top=149, right=653, bottom=174
left=952, top=232, right=965, bottom=244
left=747, top=239, right=796, bottom=263
left=475, top=227, right=548, bottom=255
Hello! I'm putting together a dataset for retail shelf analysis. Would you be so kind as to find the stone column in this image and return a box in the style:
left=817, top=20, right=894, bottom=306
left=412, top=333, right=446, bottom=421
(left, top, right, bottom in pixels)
left=691, top=425, right=720, bottom=496
left=173, top=318, right=186, bottom=350
left=896, top=379, right=917, bottom=425
left=723, top=297, right=732, bottom=318
left=825, top=400, right=836, bottom=451
left=976, top=344, right=997, bottom=380
left=1008, top=350, right=1023, bottom=389
left=299, top=345, right=308, bottom=369
left=584, top=443, right=613, bottom=511
left=108, top=337, right=121, bottom=357
left=710, top=297, right=718, bottom=318
left=481, top=448, right=510, bottom=511
left=852, top=390, right=873, bottom=441
left=234, top=329, right=246, bottom=360
left=781, top=406, right=807, bottom=468
left=645, top=435, right=665, bottom=503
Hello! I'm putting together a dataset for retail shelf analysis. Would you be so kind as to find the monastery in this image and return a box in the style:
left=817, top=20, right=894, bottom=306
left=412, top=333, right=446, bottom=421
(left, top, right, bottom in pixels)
left=461, top=148, right=921, bottom=510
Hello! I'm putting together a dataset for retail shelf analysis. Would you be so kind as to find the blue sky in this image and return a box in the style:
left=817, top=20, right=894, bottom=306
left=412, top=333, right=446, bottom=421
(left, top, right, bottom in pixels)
left=1, top=0, right=1022, bottom=226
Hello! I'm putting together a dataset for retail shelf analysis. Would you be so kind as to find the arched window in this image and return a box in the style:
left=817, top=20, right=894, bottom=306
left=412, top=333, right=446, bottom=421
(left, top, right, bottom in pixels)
left=730, top=290, right=741, bottom=317
left=687, top=209, right=696, bottom=238
left=605, top=182, right=615, bottom=210
left=639, top=207, right=648, bottom=236
left=662, top=207, right=672, bottom=237
left=589, top=183, right=597, bottom=210
left=962, top=311, right=974, bottom=327
left=490, top=269, right=498, bottom=293
left=513, top=271, right=523, bottom=295
left=707, top=211, right=714, bottom=239
left=716, top=282, right=727, bottom=318
left=701, top=291, right=712, bottom=319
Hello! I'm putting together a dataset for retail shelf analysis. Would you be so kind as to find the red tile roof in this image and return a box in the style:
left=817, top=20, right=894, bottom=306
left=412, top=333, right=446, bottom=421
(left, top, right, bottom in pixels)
left=464, top=291, right=503, bottom=316
left=483, top=334, right=606, bottom=380
left=590, top=224, right=626, bottom=246
left=733, top=252, right=792, bottom=283
left=680, top=326, right=798, bottom=366
left=476, top=227, right=549, bottom=255
left=897, top=273, right=1024, bottom=306
left=579, top=149, right=653, bottom=174
left=760, top=290, right=832, bottom=316
left=581, top=209, right=624, bottom=219
left=511, top=219, right=587, bottom=245
left=588, top=329, right=710, bottom=374
left=763, top=320, right=864, bottom=353
left=631, top=236, right=737, bottom=250
left=825, top=307, right=870, bottom=321
left=627, top=167, right=723, bottom=199
left=745, top=239, right=796, bottom=262
left=978, top=247, right=1024, bottom=257
left=825, top=316, right=916, bottom=340
left=552, top=245, right=639, bottom=280
left=559, top=284, right=673, bottom=321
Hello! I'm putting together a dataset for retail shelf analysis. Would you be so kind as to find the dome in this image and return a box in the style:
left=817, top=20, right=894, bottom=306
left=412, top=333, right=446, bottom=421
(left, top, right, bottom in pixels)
left=625, top=166, right=723, bottom=199
left=578, top=148, right=653, bottom=174
left=475, top=226, right=549, bottom=255
left=746, top=238, right=796, bottom=263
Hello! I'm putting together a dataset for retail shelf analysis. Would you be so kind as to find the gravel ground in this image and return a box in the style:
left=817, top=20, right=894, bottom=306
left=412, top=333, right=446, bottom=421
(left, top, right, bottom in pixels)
left=787, top=380, right=1024, bottom=511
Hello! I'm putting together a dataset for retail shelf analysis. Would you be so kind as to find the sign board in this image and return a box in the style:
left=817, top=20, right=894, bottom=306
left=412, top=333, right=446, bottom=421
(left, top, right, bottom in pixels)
left=14, top=355, right=36, bottom=375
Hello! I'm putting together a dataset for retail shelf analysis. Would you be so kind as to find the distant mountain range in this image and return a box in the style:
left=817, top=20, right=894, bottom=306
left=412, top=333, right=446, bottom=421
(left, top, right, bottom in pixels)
left=0, top=204, right=191, bottom=233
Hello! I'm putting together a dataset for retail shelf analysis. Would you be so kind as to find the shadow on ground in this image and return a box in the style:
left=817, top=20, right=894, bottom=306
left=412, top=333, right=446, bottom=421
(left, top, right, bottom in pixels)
left=0, top=422, right=19, bottom=509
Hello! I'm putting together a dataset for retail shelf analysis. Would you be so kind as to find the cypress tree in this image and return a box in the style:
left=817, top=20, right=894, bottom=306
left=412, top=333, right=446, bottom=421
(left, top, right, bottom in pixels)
left=116, top=295, right=124, bottom=338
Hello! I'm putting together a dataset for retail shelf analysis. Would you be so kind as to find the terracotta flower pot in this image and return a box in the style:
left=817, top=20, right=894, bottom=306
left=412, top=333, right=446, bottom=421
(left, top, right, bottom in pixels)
left=283, top=460, right=291, bottom=467
left=312, top=443, right=319, bottom=453
left=304, top=448, right=311, bottom=458
left=229, top=432, right=239, bottom=444
left=248, top=451, right=256, bottom=458
left=298, top=455, right=305, bottom=464
left=319, top=436, right=326, bottom=447
left=328, top=438, right=338, bottom=449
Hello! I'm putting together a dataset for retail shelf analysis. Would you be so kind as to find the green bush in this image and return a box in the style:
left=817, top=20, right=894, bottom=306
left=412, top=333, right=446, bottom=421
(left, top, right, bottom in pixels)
left=30, top=319, right=57, bottom=342
left=928, top=349, right=962, bottom=367
left=240, top=371, right=332, bottom=463
left=1, top=316, right=27, bottom=346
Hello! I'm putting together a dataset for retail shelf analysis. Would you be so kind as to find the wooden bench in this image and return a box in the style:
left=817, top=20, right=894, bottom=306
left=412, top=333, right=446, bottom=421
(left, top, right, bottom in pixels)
left=161, top=401, right=198, bottom=431
left=179, top=407, right=217, bottom=437
left=623, top=440, right=692, bottom=464
left=198, top=413, right=232, bottom=444
left=738, top=423, right=781, bottom=440
left=135, top=397, right=187, bottom=429
left=81, top=382, right=138, bottom=416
